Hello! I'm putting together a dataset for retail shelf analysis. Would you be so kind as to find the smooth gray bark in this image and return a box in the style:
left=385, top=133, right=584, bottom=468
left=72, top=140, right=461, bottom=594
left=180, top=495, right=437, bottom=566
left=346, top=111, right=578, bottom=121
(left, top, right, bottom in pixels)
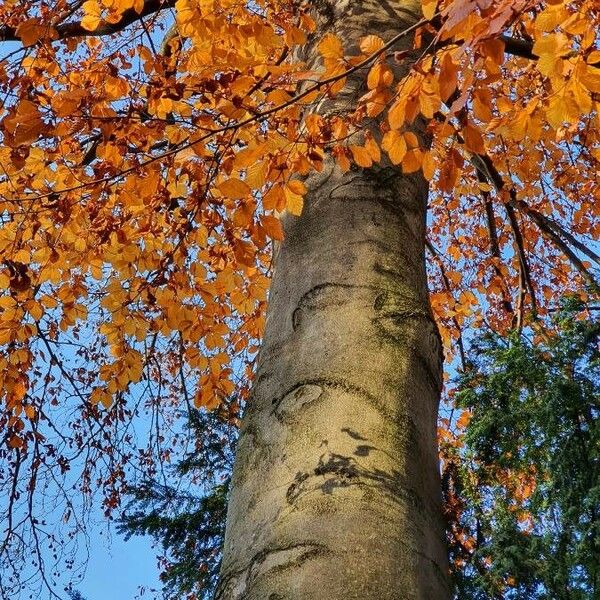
left=217, top=2, right=450, bottom=598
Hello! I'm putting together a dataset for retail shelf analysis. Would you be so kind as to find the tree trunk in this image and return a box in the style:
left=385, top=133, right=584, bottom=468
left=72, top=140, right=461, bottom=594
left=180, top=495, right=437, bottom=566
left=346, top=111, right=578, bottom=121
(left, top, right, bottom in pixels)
left=217, top=2, right=450, bottom=598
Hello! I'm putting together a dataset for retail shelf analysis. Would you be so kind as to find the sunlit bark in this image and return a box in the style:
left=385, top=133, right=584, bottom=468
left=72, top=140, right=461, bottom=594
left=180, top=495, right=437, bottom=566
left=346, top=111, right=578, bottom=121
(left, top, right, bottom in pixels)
left=217, top=3, right=450, bottom=598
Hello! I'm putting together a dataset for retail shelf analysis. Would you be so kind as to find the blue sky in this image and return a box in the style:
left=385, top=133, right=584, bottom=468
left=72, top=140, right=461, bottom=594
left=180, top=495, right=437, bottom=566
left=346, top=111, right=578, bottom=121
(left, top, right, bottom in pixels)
left=74, top=528, right=162, bottom=600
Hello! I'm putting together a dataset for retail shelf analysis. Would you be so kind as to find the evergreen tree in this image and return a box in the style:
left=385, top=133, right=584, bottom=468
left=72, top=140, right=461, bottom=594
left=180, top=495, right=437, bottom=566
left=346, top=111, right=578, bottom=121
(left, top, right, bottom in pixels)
left=118, top=408, right=235, bottom=600
left=446, top=300, right=599, bottom=599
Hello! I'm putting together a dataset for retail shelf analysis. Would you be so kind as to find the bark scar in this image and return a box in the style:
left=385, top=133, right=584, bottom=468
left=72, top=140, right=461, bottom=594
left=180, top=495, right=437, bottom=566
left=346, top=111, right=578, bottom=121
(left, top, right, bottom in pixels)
left=215, top=542, right=328, bottom=599
left=291, top=282, right=375, bottom=330
left=271, top=383, right=323, bottom=418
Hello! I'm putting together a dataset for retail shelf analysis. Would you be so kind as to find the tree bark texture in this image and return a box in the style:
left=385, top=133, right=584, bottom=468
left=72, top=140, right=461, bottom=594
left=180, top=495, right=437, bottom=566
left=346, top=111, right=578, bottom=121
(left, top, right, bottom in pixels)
left=217, top=2, right=450, bottom=598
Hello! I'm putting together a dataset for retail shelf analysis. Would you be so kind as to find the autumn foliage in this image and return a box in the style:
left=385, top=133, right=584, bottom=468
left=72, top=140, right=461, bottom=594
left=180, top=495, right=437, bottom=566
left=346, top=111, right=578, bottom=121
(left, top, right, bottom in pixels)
left=0, top=0, right=598, bottom=595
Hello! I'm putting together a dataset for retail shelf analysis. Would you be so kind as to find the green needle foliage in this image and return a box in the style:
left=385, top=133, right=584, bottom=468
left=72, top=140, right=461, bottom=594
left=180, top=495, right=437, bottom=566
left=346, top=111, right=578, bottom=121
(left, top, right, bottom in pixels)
left=117, top=408, right=235, bottom=600
left=449, top=300, right=599, bottom=599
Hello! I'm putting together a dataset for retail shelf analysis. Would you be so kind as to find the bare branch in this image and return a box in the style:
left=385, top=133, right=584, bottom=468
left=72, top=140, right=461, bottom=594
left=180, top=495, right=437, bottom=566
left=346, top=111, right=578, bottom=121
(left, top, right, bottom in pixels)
left=425, top=239, right=467, bottom=370
left=471, top=152, right=599, bottom=290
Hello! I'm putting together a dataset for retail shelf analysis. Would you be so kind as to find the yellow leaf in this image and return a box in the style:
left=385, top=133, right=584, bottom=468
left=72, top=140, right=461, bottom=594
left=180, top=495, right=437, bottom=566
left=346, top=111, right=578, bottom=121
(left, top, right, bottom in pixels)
left=284, top=185, right=304, bottom=216
left=546, top=93, right=578, bottom=128
left=534, top=4, right=569, bottom=32
left=532, top=33, right=569, bottom=78
left=81, top=1, right=102, bottom=31
left=422, top=0, right=437, bottom=21
left=569, top=79, right=592, bottom=114
left=579, top=64, right=600, bottom=93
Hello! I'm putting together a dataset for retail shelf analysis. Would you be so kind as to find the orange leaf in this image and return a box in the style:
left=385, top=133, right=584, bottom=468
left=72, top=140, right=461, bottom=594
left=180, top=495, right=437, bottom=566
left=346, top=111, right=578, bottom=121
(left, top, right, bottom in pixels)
left=318, top=34, right=344, bottom=60
left=8, top=435, right=24, bottom=449
left=350, top=145, right=373, bottom=168
left=402, top=149, right=422, bottom=173
left=382, top=130, right=407, bottom=165
left=388, top=99, right=406, bottom=130
left=422, top=151, right=436, bottom=180
left=218, top=178, right=251, bottom=200
left=261, top=215, right=284, bottom=240
left=16, top=19, right=58, bottom=46
left=367, top=63, right=393, bottom=90
left=360, top=35, right=385, bottom=55
left=463, top=124, right=485, bottom=154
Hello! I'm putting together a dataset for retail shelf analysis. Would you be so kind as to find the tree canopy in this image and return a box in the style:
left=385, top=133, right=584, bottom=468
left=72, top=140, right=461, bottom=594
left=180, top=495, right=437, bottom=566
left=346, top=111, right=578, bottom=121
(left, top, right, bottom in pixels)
left=445, top=299, right=599, bottom=599
left=0, top=0, right=598, bottom=596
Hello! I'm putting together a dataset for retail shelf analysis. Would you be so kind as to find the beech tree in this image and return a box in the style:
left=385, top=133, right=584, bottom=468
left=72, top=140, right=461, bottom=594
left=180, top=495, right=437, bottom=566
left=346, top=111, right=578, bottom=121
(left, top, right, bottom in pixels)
left=0, top=0, right=597, bottom=598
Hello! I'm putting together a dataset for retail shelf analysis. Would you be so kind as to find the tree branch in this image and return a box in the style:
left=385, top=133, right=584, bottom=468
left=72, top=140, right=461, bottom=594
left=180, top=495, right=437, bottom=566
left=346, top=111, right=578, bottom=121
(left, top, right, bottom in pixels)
left=0, top=0, right=175, bottom=42
left=505, top=201, right=538, bottom=316
left=425, top=239, right=467, bottom=370
left=476, top=171, right=514, bottom=315
left=471, top=152, right=599, bottom=290
left=501, top=33, right=600, bottom=68
left=515, top=202, right=600, bottom=267
left=500, top=34, right=536, bottom=60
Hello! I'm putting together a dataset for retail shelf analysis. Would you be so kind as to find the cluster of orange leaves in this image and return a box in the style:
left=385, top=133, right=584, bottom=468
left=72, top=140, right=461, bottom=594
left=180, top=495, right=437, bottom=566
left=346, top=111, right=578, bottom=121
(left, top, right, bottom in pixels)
left=440, top=405, right=538, bottom=581
left=0, top=0, right=596, bottom=466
